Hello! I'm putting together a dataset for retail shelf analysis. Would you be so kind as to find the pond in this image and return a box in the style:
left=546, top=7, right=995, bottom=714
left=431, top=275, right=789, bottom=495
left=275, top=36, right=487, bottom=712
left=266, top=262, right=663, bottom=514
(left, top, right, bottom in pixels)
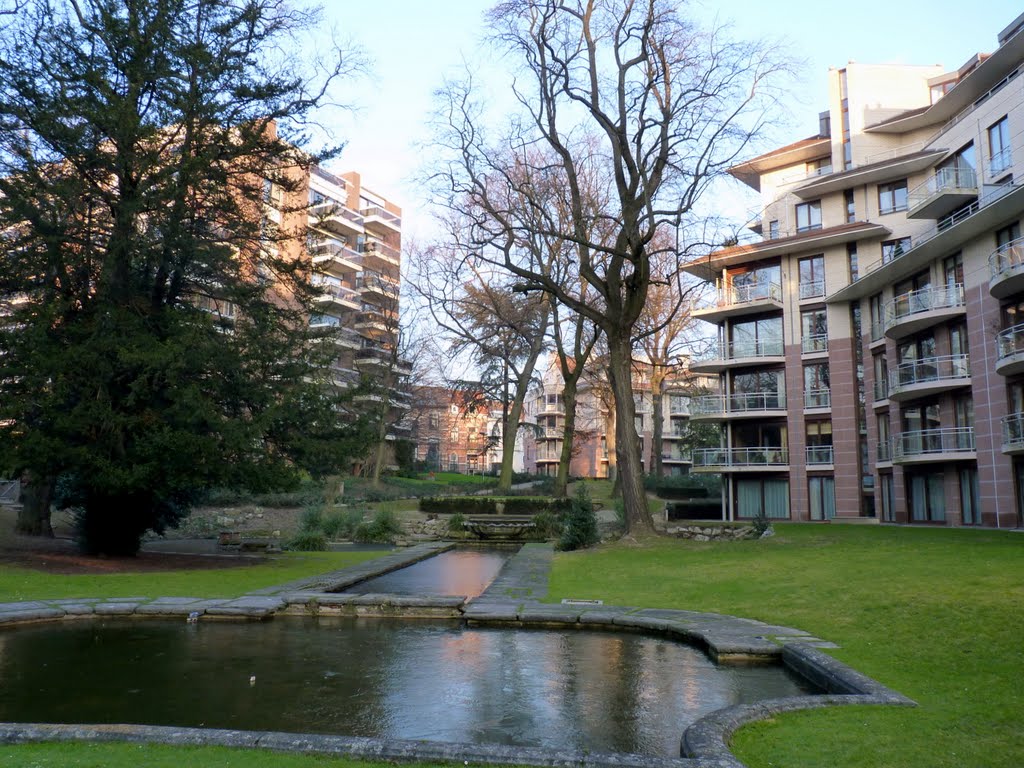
left=343, top=546, right=515, bottom=598
left=0, top=618, right=816, bottom=757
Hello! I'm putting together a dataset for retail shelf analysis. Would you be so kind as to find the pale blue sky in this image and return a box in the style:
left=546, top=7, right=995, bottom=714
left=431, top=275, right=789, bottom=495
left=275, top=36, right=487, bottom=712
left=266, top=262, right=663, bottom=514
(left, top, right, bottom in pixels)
left=314, top=1, right=1024, bottom=240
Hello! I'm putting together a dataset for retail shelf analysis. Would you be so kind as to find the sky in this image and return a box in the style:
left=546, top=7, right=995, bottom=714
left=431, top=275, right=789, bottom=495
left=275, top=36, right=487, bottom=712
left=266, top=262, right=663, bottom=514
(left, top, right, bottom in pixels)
left=311, top=0, right=1024, bottom=244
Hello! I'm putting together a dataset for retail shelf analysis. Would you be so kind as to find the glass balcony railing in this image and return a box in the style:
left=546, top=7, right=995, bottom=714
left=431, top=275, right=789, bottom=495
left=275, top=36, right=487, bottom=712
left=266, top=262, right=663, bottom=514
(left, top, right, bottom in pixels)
left=892, top=427, right=975, bottom=461
left=888, top=354, right=970, bottom=393
left=799, top=278, right=825, bottom=300
left=806, top=445, right=833, bottom=465
left=692, top=447, right=788, bottom=468
left=1002, top=412, right=1024, bottom=450
left=996, top=322, right=1024, bottom=361
left=873, top=378, right=889, bottom=402
left=695, top=339, right=785, bottom=365
left=908, top=165, right=978, bottom=209
left=989, top=236, right=1024, bottom=282
left=804, top=388, right=831, bottom=409
left=802, top=333, right=828, bottom=354
left=713, top=281, right=782, bottom=308
left=690, top=392, right=784, bottom=416
left=877, top=440, right=891, bottom=463
left=883, top=284, right=964, bottom=331
left=990, top=146, right=1012, bottom=177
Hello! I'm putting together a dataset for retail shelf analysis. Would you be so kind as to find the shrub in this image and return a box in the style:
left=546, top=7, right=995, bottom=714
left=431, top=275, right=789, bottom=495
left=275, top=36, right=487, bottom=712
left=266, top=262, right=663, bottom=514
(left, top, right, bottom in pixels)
left=353, top=509, right=402, bottom=543
left=287, top=530, right=327, bottom=551
left=558, top=485, right=599, bottom=551
left=447, top=512, right=466, bottom=533
left=321, top=509, right=364, bottom=539
left=299, top=506, right=324, bottom=532
left=665, top=499, right=723, bottom=521
left=501, top=496, right=573, bottom=515
left=532, top=510, right=563, bottom=539
left=419, top=496, right=496, bottom=515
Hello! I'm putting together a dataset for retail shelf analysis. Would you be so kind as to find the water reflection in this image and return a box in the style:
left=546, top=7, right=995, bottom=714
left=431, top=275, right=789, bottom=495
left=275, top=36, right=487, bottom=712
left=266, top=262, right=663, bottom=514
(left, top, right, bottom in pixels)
left=346, top=547, right=513, bottom=598
left=0, top=619, right=815, bottom=757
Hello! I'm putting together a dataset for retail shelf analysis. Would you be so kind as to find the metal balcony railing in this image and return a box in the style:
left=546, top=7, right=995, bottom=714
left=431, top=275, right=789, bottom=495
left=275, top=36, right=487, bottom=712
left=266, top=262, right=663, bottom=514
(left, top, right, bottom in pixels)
left=877, top=441, right=891, bottom=463
left=908, top=165, right=977, bottom=208
left=364, top=240, right=400, bottom=263
left=804, top=388, right=831, bottom=409
left=873, top=378, right=889, bottom=402
left=989, top=236, right=1024, bottom=281
left=361, top=206, right=402, bottom=227
left=701, top=281, right=782, bottom=311
left=696, top=338, right=785, bottom=364
left=888, top=354, right=970, bottom=392
left=883, top=284, right=964, bottom=330
left=990, top=146, right=1012, bottom=177
left=690, top=392, right=785, bottom=416
left=892, top=426, right=975, bottom=460
left=806, top=445, right=833, bottom=465
left=799, top=278, right=825, bottom=300
left=313, top=278, right=360, bottom=304
left=1002, top=412, right=1024, bottom=449
left=802, top=333, right=828, bottom=354
left=996, top=322, right=1024, bottom=361
left=692, top=447, right=789, bottom=468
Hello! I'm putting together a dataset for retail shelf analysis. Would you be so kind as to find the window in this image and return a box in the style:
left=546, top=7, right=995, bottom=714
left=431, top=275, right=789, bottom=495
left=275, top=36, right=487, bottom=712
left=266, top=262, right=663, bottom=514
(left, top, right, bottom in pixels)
left=449, top=453, right=459, bottom=472
left=881, top=474, right=895, bottom=522
left=996, top=222, right=1021, bottom=253
left=878, top=179, right=908, bottom=214
left=869, top=293, right=884, bottom=341
left=989, top=117, right=1011, bottom=175
left=730, top=316, right=783, bottom=358
left=809, top=477, right=836, bottom=520
left=937, top=142, right=977, bottom=189
left=873, top=355, right=889, bottom=401
left=736, top=478, right=790, bottom=519
left=844, top=189, right=856, bottom=223
left=796, top=201, right=822, bottom=232
left=428, top=413, right=439, bottom=429
left=798, top=254, right=825, bottom=299
left=806, top=421, right=833, bottom=465
left=960, top=468, right=980, bottom=525
left=876, top=413, right=890, bottom=461
left=847, top=242, right=859, bottom=282
left=449, top=427, right=459, bottom=442
left=732, top=369, right=785, bottom=410
left=907, top=470, right=945, bottom=522
left=807, top=157, right=832, bottom=177
left=804, top=363, right=830, bottom=408
left=944, top=253, right=963, bottom=288
left=882, top=237, right=912, bottom=263
left=768, top=219, right=779, bottom=239
left=801, top=308, right=828, bottom=353
left=839, top=69, right=852, bottom=169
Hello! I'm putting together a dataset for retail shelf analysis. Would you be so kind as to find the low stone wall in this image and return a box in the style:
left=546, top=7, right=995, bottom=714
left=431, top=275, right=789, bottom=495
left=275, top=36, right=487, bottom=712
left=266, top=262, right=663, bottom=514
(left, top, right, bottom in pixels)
left=665, top=524, right=761, bottom=542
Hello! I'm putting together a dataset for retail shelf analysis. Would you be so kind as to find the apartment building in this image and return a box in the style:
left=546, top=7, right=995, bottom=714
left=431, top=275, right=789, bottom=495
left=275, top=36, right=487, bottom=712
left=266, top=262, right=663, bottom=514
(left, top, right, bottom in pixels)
left=685, top=13, right=1024, bottom=526
left=522, top=360, right=700, bottom=478
left=409, top=385, right=511, bottom=474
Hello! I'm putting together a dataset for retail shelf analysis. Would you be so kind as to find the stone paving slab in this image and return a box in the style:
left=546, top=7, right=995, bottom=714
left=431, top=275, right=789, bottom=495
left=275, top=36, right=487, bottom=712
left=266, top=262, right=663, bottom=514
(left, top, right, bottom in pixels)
left=473, top=543, right=553, bottom=603
left=204, top=596, right=285, bottom=618
left=94, top=602, right=142, bottom=615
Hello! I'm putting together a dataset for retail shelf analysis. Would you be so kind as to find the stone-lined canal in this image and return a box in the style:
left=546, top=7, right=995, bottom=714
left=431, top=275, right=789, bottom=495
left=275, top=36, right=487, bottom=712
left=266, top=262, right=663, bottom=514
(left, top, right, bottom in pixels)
left=0, top=618, right=816, bottom=757
left=344, top=546, right=514, bottom=598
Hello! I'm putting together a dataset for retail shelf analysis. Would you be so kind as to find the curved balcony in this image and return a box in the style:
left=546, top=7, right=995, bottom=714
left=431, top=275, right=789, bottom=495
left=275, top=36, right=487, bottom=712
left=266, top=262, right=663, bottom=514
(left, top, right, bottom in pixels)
left=883, top=284, right=965, bottom=340
left=989, top=237, right=1024, bottom=298
left=907, top=165, right=978, bottom=220
left=996, top=323, right=1024, bottom=377
left=691, top=447, right=788, bottom=473
left=688, top=392, right=786, bottom=421
left=806, top=445, right=834, bottom=466
left=1001, top=413, right=1024, bottom=454
left=892, top=427, right=975, bottom=464
left=691, top=281, right=783, bottom=324
left=688, top=339, right=785, bottom=374
left=887, top=354, right=970, bottom=402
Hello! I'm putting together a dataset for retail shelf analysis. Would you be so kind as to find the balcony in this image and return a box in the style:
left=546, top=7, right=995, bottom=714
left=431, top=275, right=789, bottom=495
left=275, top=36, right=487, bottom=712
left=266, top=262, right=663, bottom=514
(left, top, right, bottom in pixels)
left=1001, top=413, right=1024, bottom=454
left=668, top=397, right=690, bottom=416
left=309, top=317, right=362, bottom=349
left=538, top=398, right=565, bottom=416
left=804, top=388, right=831, bottom=410
left=311, top=239, right=363, bottom=273
left=361, top=205, right=402, bottom=235
left=887, top=354, right=970, bottom=402
left=354, top=346, right=393, bottom=368
left=312, top=278, right=360, bottom=311
left=883, top=283, right=965, bottom=339
left=355, top=309, right=391, bottom=337
left=988, top=237, right=1024, bottom=298
left=662, top=448, right=692, bottom=464
left=691, top=281, right=783, bottom=324
left=892, top=426, right=975, bottom=464
left=802, top=333, right=828, bottom=355
left=357, top=271, right=400, bottom=302
left=309, top=201, right=365, bottom=236
left=996, top=323, right=1024, bottom=376
left=691, top=447, right=789, bottom=472
left=798, top=278, right=825, bottom=301
left=806, top=445, right=834, bottom=466
left=329, top=364, right=360, bottom=389
left=688, top=392, right=786, bottom=421
left=907, top=165, right=978, bottom=219
left=364, top=240, right=401, bottom=267
left=688, top=339, right=785, bottom=374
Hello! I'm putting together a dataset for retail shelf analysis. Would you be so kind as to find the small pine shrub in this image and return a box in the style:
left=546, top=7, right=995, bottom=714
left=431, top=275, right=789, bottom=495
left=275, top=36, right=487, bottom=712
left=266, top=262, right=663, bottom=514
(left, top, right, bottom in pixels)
left=287, top=530, right=328, bottom=551
left=558, top=485, right=599, bottom=551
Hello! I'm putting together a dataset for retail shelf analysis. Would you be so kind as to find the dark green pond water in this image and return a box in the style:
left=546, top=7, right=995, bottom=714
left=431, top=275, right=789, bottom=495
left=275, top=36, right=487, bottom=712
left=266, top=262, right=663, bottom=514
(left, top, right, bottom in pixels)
left=345, top=547, right=514, bottom=597
left=0, top=618, right=815, bottom=757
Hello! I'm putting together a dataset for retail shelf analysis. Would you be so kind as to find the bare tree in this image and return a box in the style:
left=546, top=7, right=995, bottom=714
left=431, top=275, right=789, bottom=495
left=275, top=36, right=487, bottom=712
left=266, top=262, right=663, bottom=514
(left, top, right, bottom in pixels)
left=427, top=0, right=784, bottom=535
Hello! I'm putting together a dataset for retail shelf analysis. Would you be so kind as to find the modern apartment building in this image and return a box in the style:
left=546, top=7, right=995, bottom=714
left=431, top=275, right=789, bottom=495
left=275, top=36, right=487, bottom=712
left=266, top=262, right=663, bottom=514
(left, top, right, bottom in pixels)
left=522, top=360, right=701, bottom=478
left=685, top=14, right=1024, bottom=526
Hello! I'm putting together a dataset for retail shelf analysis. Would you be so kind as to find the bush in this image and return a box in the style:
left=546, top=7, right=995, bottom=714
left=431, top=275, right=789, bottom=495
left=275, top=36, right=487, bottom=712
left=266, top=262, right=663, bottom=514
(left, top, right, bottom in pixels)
left=287, top=530, right=327, bottom=551
left=532, top=510, right=563, bottom=539
left=501, top=496, right=573, bottom=515
left=665, top=499, right=723, bottom=520
left=299, top=505, right=324, bottom=532
left=558, top=485, right=599, bottom=551
left=321, top=509, right=365, bottom=539
left=447, top=512, right=466, bottom=533
left=353, top=509, right=402, bottom=543
left=419, top=496, right=573, bottom=516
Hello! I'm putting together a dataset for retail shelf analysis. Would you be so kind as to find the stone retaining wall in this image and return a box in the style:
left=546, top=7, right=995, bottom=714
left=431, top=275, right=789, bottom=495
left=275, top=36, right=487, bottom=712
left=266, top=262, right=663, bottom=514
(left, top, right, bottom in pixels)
left=665, top=524, right=762, bottom=542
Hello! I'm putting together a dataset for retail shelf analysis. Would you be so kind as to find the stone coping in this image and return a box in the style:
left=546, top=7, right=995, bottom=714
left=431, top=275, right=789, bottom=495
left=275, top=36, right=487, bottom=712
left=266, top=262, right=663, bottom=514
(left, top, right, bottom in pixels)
left=0, top=542, right=916, bottom=767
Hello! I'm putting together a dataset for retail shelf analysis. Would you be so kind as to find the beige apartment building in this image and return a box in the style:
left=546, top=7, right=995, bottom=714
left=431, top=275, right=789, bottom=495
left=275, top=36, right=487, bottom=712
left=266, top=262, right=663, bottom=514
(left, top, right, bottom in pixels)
left=685, top=14, right=1024, bottom=526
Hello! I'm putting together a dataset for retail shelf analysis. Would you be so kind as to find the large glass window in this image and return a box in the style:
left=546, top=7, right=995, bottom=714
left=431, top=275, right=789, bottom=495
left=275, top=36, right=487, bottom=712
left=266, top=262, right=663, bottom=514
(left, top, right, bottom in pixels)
left=937, top=142, right=976, bottom=188
left=996, top=222, right=1021, bottom=253
left=804, top=363, right=830, bottom=408
left=736, top=478, right=790, bottom=519
left=882, top=237, right=913, bottom=263
left=876, top=413, right=890, bottom=461
left=809, top=476, right=836, bottom=520
left=796, top=201, right=822, bottom=232
left=878, top=179, right=908, bottom=214
left=847, top=242, right=859, bottom=281
left=844, top=189, right=856, bottom=223
left=801, top=308, right=828, bottom=353
left=944, top=253, right=963, bottom=287
left=988, top=117, right=1011, bottom=175
left=960, top=468, right=980, bottom=525
left=807, top=421, right=833, bottom=465
left=798, top=255, right=825, bottom=299
left=869, top=293, right=884, bottom=341
left=873, top=355, right=889, bottom=401
left=907, top=471, right=946, bottom=522
left=730, top=316, right=783, bottom=357
left=880, top=473, right=895, bottom=522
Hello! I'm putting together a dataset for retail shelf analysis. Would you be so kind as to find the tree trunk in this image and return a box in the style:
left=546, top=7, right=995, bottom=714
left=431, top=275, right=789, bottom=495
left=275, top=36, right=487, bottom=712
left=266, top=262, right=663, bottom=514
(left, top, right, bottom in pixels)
left=554, top=381, right=578, bottom=498
left=16, top=473, right=54, bottom=537
left=651, top=372, right=665, bottom=478
left=607, top=332, right=654, bottom=535
left=369, top=400, right=390, bottom=487
left=498, top=394, right=524, bottom=491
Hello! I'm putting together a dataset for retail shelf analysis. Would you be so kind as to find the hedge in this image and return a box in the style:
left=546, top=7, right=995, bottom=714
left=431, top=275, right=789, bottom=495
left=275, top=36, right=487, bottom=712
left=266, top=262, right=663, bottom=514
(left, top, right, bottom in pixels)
left=665, top=499, right=723, bottom=520
left=419, top=496, right=574, bottom=515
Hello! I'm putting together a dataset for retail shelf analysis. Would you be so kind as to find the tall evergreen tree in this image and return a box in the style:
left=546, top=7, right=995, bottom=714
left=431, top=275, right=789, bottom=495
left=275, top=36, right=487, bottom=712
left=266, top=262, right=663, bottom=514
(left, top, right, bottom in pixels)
left=0, top=0, right=367, bottom=554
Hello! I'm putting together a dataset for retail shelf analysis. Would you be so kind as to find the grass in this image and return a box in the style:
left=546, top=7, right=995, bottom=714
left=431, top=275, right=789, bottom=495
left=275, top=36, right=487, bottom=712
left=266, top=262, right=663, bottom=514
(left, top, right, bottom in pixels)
left=0, top=550, right=383, bottom=602
left=547, top=524, right=1024, bottom=768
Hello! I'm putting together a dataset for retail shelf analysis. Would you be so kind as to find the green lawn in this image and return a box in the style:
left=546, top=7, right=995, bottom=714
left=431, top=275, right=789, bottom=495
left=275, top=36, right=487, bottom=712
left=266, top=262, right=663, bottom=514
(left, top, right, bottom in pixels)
left=1, top=550, right=382, bottom=602
left=547, top=524, right=1024, bottom=768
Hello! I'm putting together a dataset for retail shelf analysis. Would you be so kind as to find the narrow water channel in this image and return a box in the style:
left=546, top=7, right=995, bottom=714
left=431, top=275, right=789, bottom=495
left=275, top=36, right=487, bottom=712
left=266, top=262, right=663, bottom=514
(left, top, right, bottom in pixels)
left=0, top=618, right=816, bottom=757
left=345, top=546, right=514, bottom=598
